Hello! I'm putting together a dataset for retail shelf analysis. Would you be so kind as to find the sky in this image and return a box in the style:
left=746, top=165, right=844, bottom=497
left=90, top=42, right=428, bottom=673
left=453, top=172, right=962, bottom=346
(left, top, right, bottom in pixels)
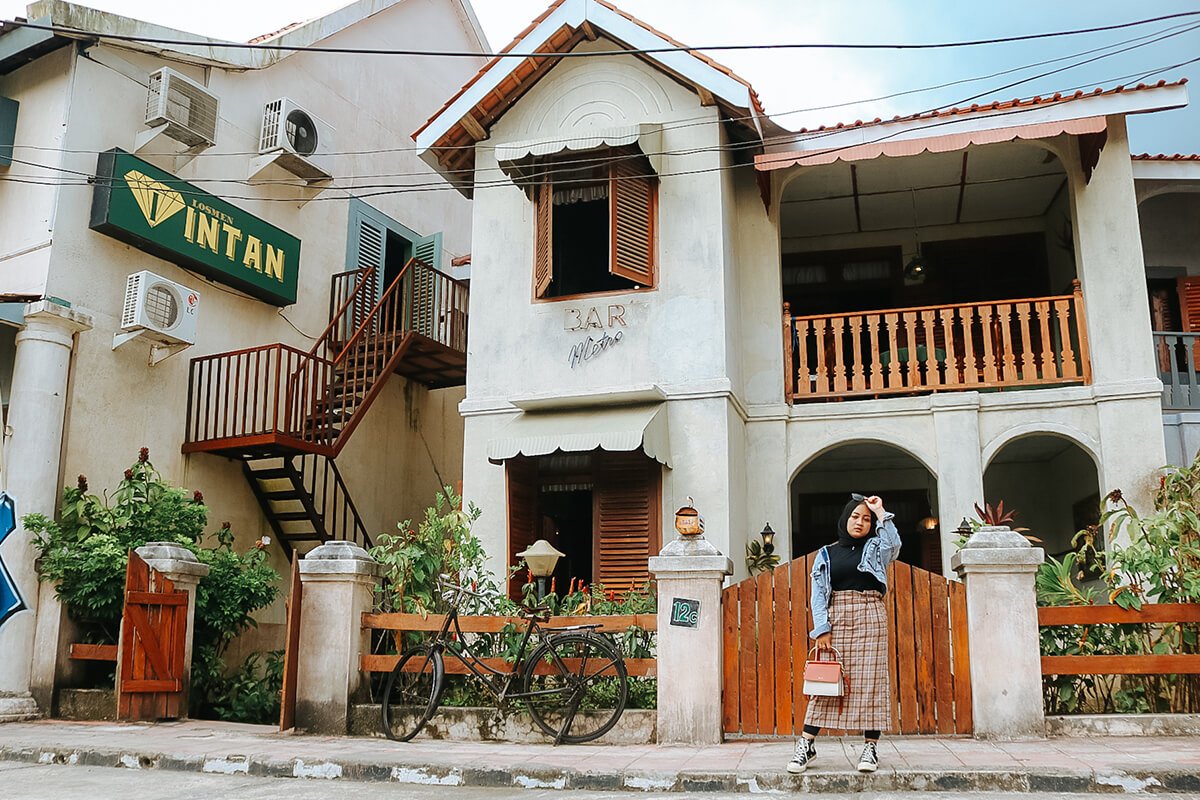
left=1, top=0, right=1198, bottom=154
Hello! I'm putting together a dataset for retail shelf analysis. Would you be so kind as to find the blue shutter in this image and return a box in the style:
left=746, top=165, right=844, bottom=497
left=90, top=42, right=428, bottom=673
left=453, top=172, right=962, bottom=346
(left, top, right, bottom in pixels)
left=412, top=233, right=442, bottom=338
left=413, top=232, right=442, bottom=271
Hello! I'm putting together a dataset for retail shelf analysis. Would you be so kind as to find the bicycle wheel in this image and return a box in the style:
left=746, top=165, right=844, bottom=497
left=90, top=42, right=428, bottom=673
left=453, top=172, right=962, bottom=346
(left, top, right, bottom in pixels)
left=381, top=644, right=444, bottom=741
left=521, top=632, right=628, bottom=744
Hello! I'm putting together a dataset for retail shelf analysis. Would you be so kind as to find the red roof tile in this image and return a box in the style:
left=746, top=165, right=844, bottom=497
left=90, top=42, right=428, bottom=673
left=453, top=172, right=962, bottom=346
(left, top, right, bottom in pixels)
left=1132, top=152, right=1200, bottom=161
left=247, top=20, right=304, bottom=44
left=790, top=79, right=1188, bottom=135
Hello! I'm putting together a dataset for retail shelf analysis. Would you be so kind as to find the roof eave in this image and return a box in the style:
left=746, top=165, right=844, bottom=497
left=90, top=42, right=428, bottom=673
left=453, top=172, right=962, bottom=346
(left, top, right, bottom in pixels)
left=0, top=16, right=70, bottom=74
left=1132, top=158, right=1200, bottom=181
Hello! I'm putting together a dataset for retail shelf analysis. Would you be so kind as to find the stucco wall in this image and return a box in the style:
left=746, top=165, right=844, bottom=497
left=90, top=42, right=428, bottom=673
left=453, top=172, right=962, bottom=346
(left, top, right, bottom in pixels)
left=3, top=0, right=483, bottom=642
left=1140, top=192, right=1200, bottom=272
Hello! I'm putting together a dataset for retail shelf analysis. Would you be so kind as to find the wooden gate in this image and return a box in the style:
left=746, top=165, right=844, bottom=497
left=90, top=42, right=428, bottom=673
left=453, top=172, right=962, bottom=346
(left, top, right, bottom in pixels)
left=279, top=556, right=302, bottom=731
left=722, top=554, right=972, bottom=736
left=117, top=551, right=189, bottom=721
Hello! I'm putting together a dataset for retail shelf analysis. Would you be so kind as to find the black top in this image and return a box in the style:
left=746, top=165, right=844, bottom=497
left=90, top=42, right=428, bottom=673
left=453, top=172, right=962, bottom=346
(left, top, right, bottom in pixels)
left=827, top=538, right=887, bottom=595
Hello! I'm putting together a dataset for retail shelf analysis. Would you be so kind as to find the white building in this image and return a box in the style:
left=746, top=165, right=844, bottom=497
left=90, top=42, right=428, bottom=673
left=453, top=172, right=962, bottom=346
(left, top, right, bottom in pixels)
left=414, top=0, right=1190, bottom=602
left=0, top=0, right=486, bottom=718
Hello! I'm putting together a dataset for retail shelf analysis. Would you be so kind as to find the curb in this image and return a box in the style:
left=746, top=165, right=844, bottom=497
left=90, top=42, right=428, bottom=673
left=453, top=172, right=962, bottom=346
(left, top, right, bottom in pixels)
left=3, top=744, right=1200, bottom=793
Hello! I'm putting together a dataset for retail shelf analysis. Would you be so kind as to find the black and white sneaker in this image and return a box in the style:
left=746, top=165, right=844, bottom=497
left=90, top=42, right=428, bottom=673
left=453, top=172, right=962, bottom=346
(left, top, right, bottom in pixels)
left=857, top=741, right=879, bottom=773
left=787, top=739, right=816, bottom=774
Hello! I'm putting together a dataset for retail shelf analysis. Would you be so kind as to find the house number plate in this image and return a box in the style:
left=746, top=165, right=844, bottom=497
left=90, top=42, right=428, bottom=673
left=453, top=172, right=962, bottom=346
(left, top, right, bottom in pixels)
left=670, top=597, right=700, bottom=628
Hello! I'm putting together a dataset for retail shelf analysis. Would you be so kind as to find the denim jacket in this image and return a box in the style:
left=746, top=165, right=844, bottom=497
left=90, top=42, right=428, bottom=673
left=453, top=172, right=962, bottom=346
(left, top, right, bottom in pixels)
left=809, top=512, right=902, bottom=638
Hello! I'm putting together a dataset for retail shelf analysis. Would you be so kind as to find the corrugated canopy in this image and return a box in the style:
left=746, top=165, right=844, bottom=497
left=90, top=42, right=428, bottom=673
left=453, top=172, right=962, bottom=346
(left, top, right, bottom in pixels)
left=487, top=403, right=670, bottom=466
left=494, top=123, right=663, bottom=184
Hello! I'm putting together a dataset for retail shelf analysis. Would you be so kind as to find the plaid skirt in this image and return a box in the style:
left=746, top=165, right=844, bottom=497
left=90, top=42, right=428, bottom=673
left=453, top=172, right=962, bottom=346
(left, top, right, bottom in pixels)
left=803, top=590, right=891, bottom=732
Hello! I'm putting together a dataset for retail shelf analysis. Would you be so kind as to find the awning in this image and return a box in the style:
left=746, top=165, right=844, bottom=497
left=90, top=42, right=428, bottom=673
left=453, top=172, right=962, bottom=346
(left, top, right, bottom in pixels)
left=494, top=123, right=663, bottom=184
left=487, top=403, right=671, bottom=467
left=756, top=116, right=1107, bottom=171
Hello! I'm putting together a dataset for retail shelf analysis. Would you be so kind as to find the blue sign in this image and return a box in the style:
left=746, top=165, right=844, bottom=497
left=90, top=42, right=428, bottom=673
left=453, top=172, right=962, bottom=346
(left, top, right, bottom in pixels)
left=0, top=492, right=25, bottom=628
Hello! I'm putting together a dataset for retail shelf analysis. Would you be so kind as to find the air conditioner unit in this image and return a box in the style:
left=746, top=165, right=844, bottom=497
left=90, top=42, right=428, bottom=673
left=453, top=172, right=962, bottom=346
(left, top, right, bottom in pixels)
left=257, top=98, right=334, bottom=180
left=144, top=68, right=219, bottom=148
left=120, top=270, right=200, bottom=346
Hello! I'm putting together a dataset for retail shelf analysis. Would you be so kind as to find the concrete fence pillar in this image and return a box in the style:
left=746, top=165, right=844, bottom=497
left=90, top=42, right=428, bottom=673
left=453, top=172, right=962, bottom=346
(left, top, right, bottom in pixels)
left=648, top=534, right=733, bottom=745
left=296, top=541, right=379, bottom=734
left=133, top=542, right=209, bottom=711
left=951, top=525, right=1045, bottom=740
left=0, top=300, right=92, bottom=722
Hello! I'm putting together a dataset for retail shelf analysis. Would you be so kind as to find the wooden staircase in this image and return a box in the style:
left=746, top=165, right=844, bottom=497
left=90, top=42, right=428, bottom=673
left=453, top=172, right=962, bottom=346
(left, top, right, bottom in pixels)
left=183, top=259, right=468, bottom=556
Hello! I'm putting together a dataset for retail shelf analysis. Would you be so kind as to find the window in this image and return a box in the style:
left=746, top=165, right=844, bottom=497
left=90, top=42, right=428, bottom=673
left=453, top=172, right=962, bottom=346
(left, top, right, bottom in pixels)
left=534, top=150, right=657, bottom=300
left=505, top=451, right=662, bottom=599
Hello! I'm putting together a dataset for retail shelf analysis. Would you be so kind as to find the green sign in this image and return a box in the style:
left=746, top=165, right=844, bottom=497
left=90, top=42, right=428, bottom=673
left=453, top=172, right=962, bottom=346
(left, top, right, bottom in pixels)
left=90, top=149, right=300, bottom=306
left=670, top=597, right=700, bottom=629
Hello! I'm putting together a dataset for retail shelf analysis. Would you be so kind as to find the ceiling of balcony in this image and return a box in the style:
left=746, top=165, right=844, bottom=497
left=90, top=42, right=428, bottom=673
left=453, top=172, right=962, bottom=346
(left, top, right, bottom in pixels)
left=779, top=141, right=1068, bottom=241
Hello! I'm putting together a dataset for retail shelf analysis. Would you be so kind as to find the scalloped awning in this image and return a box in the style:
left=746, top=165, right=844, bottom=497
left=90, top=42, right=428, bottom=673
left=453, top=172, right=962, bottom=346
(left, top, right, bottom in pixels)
left=487, top=403, right=670, bottom=466
left=494, top=123, right=663, bottom=184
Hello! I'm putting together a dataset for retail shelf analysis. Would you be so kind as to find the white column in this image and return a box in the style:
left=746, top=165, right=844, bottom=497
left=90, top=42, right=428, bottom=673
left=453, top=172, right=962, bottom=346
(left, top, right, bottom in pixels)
left=296, top=540, right=380, bottom=734
left=133, top=542, right=209, bottom=711
left=951, top=525, right=1045, bottom=740
left=0, top=300, right=92, bottom=721
left=931, top=394, right=984, bottom=576
left=648, top=534, right=733, bottom=744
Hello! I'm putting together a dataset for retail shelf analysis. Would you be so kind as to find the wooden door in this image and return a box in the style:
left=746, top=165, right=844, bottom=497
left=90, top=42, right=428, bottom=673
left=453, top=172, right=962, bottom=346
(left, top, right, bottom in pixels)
left=721, top=555, right=972, bottom=737
left=506, top=456, right=539, bottom=600
left=593, top=452, right=661, bottom=590
left=117, top=551, right=189, bottom=721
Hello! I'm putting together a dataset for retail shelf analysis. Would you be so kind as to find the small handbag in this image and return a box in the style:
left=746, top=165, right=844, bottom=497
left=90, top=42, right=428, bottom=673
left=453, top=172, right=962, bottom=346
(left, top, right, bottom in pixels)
left=803, top=645, right=846, bottom=697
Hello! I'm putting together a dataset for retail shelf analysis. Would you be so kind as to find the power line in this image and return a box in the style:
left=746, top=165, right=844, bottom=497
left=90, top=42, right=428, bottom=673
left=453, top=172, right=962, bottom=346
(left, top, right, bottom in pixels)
left=10, top=11, right=1200, bottom=57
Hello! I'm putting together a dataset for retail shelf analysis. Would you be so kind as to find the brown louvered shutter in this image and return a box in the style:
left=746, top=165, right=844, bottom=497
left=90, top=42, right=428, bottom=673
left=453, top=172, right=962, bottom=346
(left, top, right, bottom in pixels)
left=1178, top=277, right=1200, bottom=332
left=506, top=457, right=539, bottom=600
left=534, top=181, right=553, bottom=298
left=594, top=452, right=661, bottom=590
left=609, top=158, right=656, bottom=286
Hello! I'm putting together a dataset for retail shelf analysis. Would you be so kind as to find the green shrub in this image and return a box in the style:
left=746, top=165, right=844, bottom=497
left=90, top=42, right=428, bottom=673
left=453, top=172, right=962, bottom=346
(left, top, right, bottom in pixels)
left=26, top=450, right=281, bottom=723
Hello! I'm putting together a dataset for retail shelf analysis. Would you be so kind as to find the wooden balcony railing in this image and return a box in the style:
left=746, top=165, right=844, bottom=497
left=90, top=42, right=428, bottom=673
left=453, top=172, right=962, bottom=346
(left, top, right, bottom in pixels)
left=184, top=258, right=468, bottom=455
left=785, top=281, right=1091, bottom=402
left=1154, top=332, right=1200, bottom=410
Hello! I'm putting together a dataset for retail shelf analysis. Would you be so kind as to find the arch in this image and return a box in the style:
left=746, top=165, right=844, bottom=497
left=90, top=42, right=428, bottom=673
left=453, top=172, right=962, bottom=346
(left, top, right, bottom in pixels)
left=789, top=432, right=938, bottom=485
left=981, top=422, right=1101, bottom=472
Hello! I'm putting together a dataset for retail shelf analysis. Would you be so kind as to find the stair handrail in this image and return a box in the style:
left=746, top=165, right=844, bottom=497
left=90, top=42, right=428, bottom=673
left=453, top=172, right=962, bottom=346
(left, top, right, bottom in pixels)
left=311, top=266, right=377, bottom=359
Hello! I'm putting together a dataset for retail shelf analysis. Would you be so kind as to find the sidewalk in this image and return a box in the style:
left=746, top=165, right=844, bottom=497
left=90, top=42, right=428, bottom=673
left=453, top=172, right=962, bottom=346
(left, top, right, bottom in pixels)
left=1, top=719, right=1199, bottom=794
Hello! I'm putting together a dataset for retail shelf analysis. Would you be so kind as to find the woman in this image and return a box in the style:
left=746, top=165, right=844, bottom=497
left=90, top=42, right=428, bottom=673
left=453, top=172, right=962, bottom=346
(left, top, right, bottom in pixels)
left=788, top=493, right=902, bottom=775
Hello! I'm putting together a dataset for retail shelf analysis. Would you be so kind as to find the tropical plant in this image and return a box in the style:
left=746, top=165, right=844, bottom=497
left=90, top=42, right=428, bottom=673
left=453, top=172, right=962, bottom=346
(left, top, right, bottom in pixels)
left=745, top=539, right=780, bottom=575
left=25, top=449, right=281, bottom=723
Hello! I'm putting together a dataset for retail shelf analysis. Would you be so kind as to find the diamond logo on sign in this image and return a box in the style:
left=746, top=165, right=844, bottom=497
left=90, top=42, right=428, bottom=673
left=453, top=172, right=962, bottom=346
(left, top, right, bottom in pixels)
left=124, top=170, right=185, bottom=228
left=0, top=493, right=25, bottom=628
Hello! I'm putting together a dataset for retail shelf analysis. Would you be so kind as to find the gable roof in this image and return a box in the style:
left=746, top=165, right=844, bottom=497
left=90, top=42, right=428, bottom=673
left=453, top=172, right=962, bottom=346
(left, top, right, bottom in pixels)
left=412, top=0, right=779, bottom=192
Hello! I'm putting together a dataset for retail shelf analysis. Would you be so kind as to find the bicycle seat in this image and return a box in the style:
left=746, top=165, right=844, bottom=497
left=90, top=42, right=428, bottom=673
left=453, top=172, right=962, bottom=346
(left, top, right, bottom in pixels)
left=520, top=604, right=552, bottom=620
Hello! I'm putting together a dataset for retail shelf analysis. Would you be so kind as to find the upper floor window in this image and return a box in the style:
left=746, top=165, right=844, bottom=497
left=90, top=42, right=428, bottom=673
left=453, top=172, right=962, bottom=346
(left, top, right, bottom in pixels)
left=533, top=150, right=657, bottom=300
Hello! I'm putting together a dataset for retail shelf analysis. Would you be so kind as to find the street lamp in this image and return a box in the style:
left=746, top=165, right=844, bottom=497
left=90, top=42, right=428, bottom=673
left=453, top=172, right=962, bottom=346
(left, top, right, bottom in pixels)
left=518, top=539, right=565, bottom=600
left=758, top=523, right=776, bottom=555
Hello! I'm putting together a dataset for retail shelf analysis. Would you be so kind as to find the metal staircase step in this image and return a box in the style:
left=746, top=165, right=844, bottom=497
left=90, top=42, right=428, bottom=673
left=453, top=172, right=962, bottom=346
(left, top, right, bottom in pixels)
left=273, top=511, right=316, bottom=522
left=246, top=468, right=291, bottom=481
left=262, top=489, right=306, bottom=500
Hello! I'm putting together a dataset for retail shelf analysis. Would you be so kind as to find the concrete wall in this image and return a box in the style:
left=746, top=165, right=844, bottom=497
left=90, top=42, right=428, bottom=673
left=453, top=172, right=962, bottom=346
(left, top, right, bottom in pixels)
left=2, top=0, right=483, bottom=649
left=1140, top=192, right=1200, bottom=272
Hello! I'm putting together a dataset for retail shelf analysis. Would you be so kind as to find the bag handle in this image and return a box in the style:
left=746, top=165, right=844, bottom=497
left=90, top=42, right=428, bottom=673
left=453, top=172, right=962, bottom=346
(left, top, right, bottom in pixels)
left=807, top=644, right=842, bottom=662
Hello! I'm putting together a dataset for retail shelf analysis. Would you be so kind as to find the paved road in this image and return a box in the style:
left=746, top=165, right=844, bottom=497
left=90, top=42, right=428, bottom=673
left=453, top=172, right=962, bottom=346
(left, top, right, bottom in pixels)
left=6, top=762, right=1199, bottom=800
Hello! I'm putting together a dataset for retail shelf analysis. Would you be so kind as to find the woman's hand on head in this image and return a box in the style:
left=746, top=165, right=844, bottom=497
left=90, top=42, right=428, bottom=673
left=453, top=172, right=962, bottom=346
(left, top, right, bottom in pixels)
left=816, top=633, right=832, bottom=650
left=865, top=495, right=886, bottom=518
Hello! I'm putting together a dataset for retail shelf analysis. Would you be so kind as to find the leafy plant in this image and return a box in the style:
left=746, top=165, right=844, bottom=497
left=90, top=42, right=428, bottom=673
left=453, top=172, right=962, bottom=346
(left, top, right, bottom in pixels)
left=745, top=539, right=780, bottom=575
left=26, top=449, right=281, bottom=723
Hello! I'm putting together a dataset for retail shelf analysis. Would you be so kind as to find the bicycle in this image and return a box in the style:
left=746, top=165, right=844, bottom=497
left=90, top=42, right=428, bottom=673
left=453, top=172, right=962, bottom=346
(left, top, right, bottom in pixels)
left=380, top=578, right=629, bottom=744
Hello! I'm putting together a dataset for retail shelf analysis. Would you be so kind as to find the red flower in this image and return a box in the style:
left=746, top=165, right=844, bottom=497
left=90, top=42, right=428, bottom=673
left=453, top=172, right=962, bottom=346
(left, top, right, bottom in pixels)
left=192, top=490, right=204, bottom=504
left=77, top=474, right=88, bottom=492
left=123, top=469, right=134, bottom=480
left=138, top=447, right=149, bottom=464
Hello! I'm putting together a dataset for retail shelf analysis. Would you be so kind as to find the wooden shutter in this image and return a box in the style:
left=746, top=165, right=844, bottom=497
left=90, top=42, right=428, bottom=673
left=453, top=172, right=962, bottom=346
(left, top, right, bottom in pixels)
left=594, top=452, right=661, bottom=590
left=1178, top=277, right=1200, bottom=332
left=534, top=181, right=553, bottom=297
left=506, top=457, right=539, bottom=601
left=609, top=159, right=656, bottom=287
left=411, top=232, right=442, bottom=337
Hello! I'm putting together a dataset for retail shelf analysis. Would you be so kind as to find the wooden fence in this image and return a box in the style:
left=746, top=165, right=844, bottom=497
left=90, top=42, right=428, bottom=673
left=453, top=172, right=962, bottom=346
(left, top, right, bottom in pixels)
left=1038, top=602, right=1200, bottom=675
left=360, top=612, right=657, bottom=677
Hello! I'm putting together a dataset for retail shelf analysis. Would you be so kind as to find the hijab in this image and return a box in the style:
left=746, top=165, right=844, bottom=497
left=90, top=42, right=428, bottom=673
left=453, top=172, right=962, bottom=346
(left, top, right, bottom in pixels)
left=835, top=497, right=876, bottom=548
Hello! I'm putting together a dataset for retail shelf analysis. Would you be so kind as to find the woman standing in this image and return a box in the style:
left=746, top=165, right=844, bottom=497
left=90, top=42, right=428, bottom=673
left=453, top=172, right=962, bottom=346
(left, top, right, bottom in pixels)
left=788, top=493, right=902, bottom=775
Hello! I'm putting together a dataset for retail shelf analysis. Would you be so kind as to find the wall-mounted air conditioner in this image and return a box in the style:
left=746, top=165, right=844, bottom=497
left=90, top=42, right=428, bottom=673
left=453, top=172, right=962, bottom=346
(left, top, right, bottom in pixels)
left=254, top=98, right=334, bottom=181
left=143, top=67, right=219, bottom=149
left=119, top=270, right=200, bottom=346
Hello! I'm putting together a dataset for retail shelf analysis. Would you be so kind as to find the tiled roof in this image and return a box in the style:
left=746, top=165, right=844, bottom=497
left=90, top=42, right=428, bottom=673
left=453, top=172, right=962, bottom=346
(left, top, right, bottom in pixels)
left=790, top=79, right=1189, bottom=135
left=1132, top=152, right=1200, bottom=161
left=247, top=21, right=305, bottom=44
left=412, top=0, right=765, bottom=141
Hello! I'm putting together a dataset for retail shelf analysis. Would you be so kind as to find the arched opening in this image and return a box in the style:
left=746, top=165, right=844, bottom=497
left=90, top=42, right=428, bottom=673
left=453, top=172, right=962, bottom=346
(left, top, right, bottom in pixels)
left=983, top=434, right=1101, bottom=559
left=790, top=442, right=943, bottom=572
